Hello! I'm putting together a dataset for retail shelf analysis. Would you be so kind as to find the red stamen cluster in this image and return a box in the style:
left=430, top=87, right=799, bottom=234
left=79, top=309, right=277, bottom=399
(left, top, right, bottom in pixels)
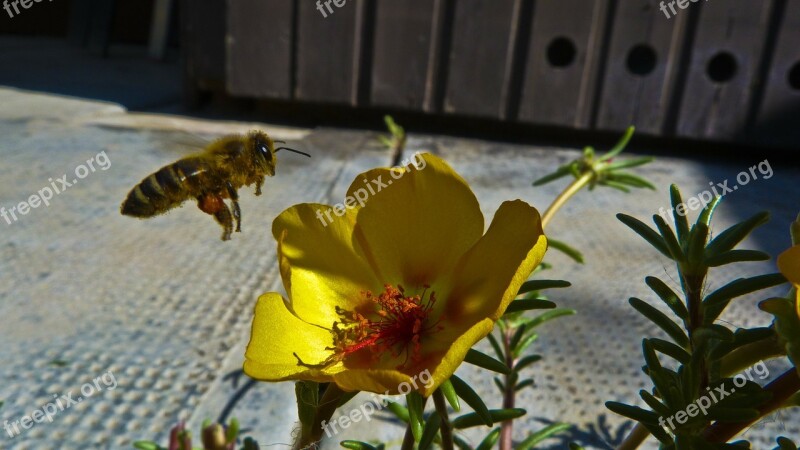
left=331, top=284, right=442, bottom=369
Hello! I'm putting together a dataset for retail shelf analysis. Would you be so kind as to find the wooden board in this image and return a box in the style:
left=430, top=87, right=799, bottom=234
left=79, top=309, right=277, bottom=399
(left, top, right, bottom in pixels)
left=595, top=0, right=690, bottom=135
left=370, top=0, right=438, bottom=110
left=181, top=0, right=227, bottom=84
left=442, top=0, right=521, bottom=118
left=752, top=1, right=800, bottom=148
left=226, top=0, right=294, bottom=99
left=517, top=0, right=609, bottom=128
left=295, top=0, right=364, bottom=104
left=675, top=0, right=774, bottom=140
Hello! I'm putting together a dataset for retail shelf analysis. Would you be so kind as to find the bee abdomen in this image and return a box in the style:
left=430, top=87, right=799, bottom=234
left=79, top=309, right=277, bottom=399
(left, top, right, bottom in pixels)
left=121, top=164, right=193, bottom=217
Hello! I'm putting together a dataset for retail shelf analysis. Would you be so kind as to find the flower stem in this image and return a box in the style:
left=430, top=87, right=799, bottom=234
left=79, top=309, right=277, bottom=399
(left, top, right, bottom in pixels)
left=400, top=424, right=415, bottom=450
left=500, top=326, right=516, bottom=450
left=617, top=423, right=651, bottom=450
left=295, top=383, right=345, bottom=450
left=541, top=172, right=594, bottom=229
left=703, top=368, right=800, bottom=443
left=433, top=389, right=455, bottom=450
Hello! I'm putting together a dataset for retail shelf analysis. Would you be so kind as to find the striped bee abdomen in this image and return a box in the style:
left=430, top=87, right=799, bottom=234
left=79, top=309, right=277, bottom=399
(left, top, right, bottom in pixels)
left=120, top=158, right=208, bottom=217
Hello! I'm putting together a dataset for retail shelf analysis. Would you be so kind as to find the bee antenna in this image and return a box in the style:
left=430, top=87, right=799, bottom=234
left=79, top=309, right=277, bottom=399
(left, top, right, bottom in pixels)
left=275, top=147, right=311, bottom=158
left=274, top=140, right=286, bottom=144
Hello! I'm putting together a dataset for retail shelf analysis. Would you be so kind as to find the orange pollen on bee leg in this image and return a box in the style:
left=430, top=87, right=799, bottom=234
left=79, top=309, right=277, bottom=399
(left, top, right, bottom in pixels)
left=331, top=284, right=442, bottom=369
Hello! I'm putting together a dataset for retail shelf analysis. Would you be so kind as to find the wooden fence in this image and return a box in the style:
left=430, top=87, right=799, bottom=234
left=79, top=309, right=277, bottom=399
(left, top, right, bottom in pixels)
left=182, top=0, right=800, bottom=147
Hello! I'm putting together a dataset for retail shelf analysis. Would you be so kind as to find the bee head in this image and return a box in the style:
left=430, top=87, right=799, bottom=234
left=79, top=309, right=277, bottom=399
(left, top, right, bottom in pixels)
left=249, top=130, right=277, bottom=176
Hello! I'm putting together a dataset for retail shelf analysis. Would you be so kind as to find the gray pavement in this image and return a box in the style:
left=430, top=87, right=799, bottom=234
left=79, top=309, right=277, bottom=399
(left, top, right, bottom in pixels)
left=0, top=86, right=798, bottom=450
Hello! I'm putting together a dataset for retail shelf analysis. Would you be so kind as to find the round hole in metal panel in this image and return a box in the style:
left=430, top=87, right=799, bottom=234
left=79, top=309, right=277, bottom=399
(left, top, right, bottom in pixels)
left=626, top=44, right=658, bottom=76
left=706, top=52, right=738, bottom=83
left=546, top=37, right=577, bottom=68
left=789, top=61, right=800, bottom=91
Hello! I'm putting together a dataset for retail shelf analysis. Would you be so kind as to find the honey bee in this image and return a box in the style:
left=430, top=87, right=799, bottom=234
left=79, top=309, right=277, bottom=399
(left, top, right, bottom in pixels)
left=120, top=130, right=310, bottom=241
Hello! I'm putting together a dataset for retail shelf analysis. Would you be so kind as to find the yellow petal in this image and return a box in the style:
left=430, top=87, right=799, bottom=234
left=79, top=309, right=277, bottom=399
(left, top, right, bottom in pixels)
left=778, top=245, right=800, bottom=286
left=244, top=293, right=341, bottom=381
left=443, top=200, right=547, bottom=328
left=272, top=203, right=381, bottom=328
left=345, top=153, right=484, bottom=287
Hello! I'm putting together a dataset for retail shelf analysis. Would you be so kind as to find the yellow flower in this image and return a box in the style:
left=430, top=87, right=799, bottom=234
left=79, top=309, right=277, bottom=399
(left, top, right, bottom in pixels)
left=777, top=245, right=800, bottom=319
left=244, top=153, right=547, bottom=396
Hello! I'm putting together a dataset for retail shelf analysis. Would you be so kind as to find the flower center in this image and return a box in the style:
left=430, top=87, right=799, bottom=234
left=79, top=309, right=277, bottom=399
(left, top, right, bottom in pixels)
left=296, top=284, right=442, bottom=370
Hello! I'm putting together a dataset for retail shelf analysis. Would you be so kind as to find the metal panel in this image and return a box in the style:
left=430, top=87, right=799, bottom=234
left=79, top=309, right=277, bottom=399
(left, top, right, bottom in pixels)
left=675, top=0, right=774, bottom=140
left=227, top=0, right=294, bottom=99
left=518, top=0, right=609, bottom=128
left=595, top=0, right=689, bottom=135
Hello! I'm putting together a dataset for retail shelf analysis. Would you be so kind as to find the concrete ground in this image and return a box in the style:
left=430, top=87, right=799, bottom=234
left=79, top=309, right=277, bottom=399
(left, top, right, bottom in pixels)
left=0, top=38, right=799, bottom=450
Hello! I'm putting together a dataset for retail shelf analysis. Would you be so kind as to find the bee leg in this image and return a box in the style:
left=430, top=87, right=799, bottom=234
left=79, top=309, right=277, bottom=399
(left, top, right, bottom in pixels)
left=225, top=182, right=242, bottom=233
left=213, top=205, right=234, bottom=241
left=198, top=193, right=233, bottom=241
left=254, top=176, right=264, bottom=196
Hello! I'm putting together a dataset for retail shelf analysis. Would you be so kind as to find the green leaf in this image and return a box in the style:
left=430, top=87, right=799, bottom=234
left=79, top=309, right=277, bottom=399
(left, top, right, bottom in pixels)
left=670, top=185, right=690, bottom=241
left=341, top=441, right=380, bottom=450
left=697, top=195, right=723, bottom=227
left=599, top=126, right=635, bottom=161
left=526, top=308, right=576, bottom=329
left=451, top=409, right=526, bottom=429
left=385, top=401, right=410, bottom=423
left=706, top=212, right=770, bottom=256
left=454, top=435, right=474, bottom=450
left=226, top=417, right=240, bottom=442
left=603, top=180, right=631, bottom=192
left=510, top=324, right=528, bottom=350
left=533, top=165, right=573, bottom=186
left=515, top=379, right=534, bottom=391
left=406, top=392, right=425, bottom=441
left=649, top=338, right=691, bottom=363
left=486, top=332, right=505, bottom=361
left=493, top=377, right=505, bottom=393
left=439, top=379, right=460, bottom=412
left=516, top=423, right=571, bottom=450
left=703, top=273, right=788, bottom=310
left=518, top=279, right=572, bottom=294
left=629, top=297, right=690, bottom=347
left=775, top=436, right=798, bottom=450
left=617, top=213, right=671, bottom=258
left=645, top=276, right=689, bottom=321
left=418, top=412, right=441, bottom=450
left=515, top=354, right=542, bottom=371
left=464, top=349, right=511, bottom=375
left=653, top=214, right=684, bottom=260
left=605, top=401, right=660, bottom=425
left=475, top=428, right=502, bottom=450
left=639, top=389, right=671, bottom=417
left=132, top=442, right=161, bottom=450
left=547, top=239, right=585, bottom=263
left=504, top=299, right=556, bottom=314
left=705, top=250, right=771, bottom=267
left=513, top=332, right=540, bottom=358
left=605, top=157, right=655, bottom=172
left=687, top=222, right=709, bottom=267
left=450, top=375, right=493, bottom=426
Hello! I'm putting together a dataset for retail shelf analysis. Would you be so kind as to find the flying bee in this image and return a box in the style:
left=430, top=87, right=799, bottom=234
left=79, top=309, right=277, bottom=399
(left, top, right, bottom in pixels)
left=120, top=130, right=310, bottom=241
